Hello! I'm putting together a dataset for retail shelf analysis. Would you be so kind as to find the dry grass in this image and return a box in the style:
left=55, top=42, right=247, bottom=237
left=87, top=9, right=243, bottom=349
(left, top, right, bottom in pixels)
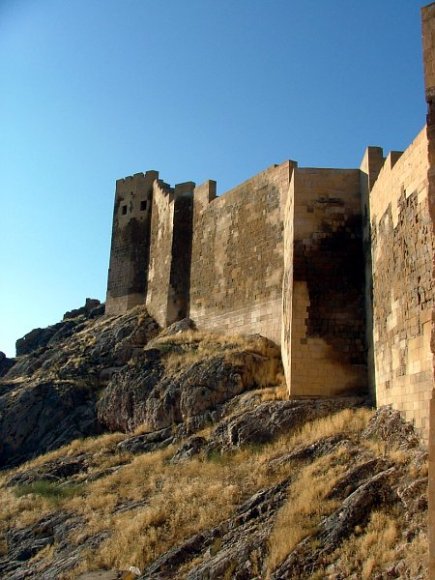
left=265, top=406, right=373, bottom=465
left=1, top=403, right=427, bottom=579
left=266, top=408, right=428, bottom=578
left=259, top=382, right=287, bottom=401
left=310, top=507, right=426, bottom=579
left=0, top=432, right=127, bottom=476
left=153, top=329, right=282, bottom=390
left=67, top=443, right=289, bottom=574
left=266, top=449, right=346, bottom=571
left=68, top=407, right=374, bottom=575
left=0, top=431, right=130, bottom=533
left=153, top=329, right=262, bottom=350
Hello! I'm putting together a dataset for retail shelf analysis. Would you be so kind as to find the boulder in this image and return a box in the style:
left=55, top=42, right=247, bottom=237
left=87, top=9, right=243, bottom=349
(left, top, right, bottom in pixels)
left=63, top=298, right=101, bottom=320
left=0, top=380, right=101, bottom=467
left=205, top=397, right=365, bottom=452
left=0, top=352, right=15, bottom=377
left=97, top=348, right=279, bottom=434
left=362, top=405, right=420, bottom=449
left=140, top=478, right=291, bottom=580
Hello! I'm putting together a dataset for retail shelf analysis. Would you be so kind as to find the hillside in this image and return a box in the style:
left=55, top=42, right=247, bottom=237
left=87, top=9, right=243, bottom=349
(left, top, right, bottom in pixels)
left=0, top=305, right=429, bottom=579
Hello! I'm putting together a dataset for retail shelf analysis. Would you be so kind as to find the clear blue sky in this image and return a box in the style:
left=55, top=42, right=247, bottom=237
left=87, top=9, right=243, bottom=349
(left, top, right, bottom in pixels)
left=0, top=0, right=426, bottom=356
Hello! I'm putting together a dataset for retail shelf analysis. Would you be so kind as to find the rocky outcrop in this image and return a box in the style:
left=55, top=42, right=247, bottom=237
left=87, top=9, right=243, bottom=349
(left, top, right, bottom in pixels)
left=270, top=467, right=398, bottom=579
left=0, top=308, right=160, bottom=466
left=0, top=307, right=428, bottom=579
left=63, top=298, right=103, bottom=321
left=0, top=308, right=283, bottom=467
left=15, top=298, right=104, bottom=357
left=140, top=478, right=291, bottom=580
left=97, top=345, right=280, bottom=434
left=6, top=454, right=90, bottom=487
left=0, top=380, right=101, bottom=468
left=0, top=512, right=109, bottom=580
left=205, top=397, right=365, bottom=452
left=362, top=404, right=420, bottom=449
left=0, top=400, right=428, bottom=579
left=0, top=352, right=14, bottom=377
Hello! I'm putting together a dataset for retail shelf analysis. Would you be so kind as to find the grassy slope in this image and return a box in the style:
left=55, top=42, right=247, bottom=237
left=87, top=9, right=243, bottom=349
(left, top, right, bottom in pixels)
left=0, top=402, right=428, bottom=579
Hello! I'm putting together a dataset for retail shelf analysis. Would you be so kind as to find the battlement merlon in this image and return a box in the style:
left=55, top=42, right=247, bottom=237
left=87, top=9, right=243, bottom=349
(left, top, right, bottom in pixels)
left=174, top=181, right=195, bottom=199
left=193, top=180, right=217, bottom=210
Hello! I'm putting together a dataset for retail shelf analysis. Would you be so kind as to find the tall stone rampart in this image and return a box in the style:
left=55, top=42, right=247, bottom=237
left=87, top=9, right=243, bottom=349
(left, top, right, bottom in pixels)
left=189, top=161, right=294, bottom=344
left=369, top=128, right=434, bottom=440
left=422, top=3, right=435, bottom=576
left=145, top=180, right=194, bottom=327
left=145, top=179, right=176, bottom=326
left=282, top=168, right=367, bottom=397
left=360, top=146, right=386, bottom=400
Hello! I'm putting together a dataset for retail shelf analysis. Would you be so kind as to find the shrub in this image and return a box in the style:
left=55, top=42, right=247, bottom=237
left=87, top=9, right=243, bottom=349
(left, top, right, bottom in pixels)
left=13, top=480, right=84, bottom=504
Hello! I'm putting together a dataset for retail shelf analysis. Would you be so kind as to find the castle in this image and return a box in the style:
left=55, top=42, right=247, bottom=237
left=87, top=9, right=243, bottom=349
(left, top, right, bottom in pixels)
left=106, top=91, right=432, bottom=438
left=106, top=5, right=435, bottom=574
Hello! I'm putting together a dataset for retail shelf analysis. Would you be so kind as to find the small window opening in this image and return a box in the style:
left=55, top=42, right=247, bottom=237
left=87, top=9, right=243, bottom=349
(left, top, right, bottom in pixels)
left=121, top=205, right=127, bottom=215
left=140, top=200, right=147, bottom=211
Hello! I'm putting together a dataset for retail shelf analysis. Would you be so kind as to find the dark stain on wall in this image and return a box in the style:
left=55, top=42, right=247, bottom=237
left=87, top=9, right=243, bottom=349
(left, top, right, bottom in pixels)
left=169, top=195, right=194, bottom=321
left=294, top=212, right=367, bottom=368
left=107, top=214, right=152, bottom=298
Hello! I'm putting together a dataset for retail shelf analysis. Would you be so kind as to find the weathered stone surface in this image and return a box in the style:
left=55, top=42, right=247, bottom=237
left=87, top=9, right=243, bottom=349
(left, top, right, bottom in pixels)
left=0, top=393, right=427, bottom=579
left=14, top=299, right=104, bottom=358
left=282, top=168, right=367, bottom=398
left=362, top=404, right=420, bottom=449
left=97, top=344, right=280, bottom=434
left=0, top=512, right=109, bottom=580
left=397, top=477, right=428, bottom=515
left=63, top=298, right=102, bottom=320
left=6, top=454, right=90, bottom=487
left=0, top=352, right=15, bottom=377
left=326, top=457, right=393, bottom=500
left=267, top=433, right=350, bottom=468
left=117, top=427, right=174, bottom=455
left=170, top=436, right=207, bottom=463
left=1, top=306, right=285, bottom=466
left=105, top=171, right=159, bottom=317
left=368, top=127, right=433, bottom=442
left=15, top=322, right=76, bottom=357
left=0, top=380, right=101, bottom=468
left=140, top=478, right=291, bottom=580
left=205, top=397, right=365, bottom=452
left=271, top=468, right=397, bottom=579
left=0, top=308, right=162, bottom=466
left=159, top=318, right=195, bottom=336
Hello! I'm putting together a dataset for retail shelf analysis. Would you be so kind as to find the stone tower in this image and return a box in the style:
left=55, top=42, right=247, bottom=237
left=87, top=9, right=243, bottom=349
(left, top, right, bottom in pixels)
left=106, top=171, right=158, bottom=315
left=106, top=171, right=194, bottom=326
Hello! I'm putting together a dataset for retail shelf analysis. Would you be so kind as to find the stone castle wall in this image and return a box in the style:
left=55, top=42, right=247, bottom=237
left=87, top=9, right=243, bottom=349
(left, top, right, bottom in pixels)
left=282, top=168, right=367, bottom=397
left=189, top=162, right=294, bottom=344
left=422, top=3, right=435, bottom=576
left=105, top=4, right=435, bottom=446
left=369, top=128, right=433, bottom=439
